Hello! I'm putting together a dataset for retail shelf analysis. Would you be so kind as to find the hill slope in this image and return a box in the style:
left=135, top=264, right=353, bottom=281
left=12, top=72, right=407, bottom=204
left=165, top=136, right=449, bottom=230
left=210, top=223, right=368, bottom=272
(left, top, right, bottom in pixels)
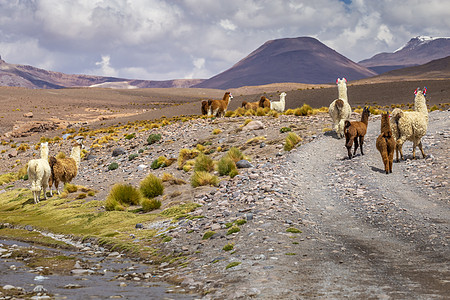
left=359, top=36, right=450, bottom=74
left=194, top=37, right=376, bottom=89
left=0, top=57, right=203, bottom=89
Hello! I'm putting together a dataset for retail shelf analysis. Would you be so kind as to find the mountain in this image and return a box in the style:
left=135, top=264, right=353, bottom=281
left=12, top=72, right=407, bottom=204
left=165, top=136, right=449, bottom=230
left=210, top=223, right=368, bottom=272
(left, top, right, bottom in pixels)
left=359, top=55, right=450, bottom=82
left=194, top=37, right=377, bottom=89
left=0, top=57, right=203, bottom=89
left=359, top=36, right=450, bottom=74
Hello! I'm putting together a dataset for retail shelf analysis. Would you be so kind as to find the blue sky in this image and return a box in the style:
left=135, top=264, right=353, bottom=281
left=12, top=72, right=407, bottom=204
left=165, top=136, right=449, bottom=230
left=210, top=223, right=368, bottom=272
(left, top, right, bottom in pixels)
left=0, top=0, right=448, bottom=81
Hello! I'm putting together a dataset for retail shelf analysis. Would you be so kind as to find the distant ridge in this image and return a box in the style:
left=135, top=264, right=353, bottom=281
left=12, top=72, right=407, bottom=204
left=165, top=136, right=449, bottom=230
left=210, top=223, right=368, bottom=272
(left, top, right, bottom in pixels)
left=359, top=36, right=450, bottom=74
left=194, top=37, right=376, bottom=89
left=0, top=58, right=204, bottom=89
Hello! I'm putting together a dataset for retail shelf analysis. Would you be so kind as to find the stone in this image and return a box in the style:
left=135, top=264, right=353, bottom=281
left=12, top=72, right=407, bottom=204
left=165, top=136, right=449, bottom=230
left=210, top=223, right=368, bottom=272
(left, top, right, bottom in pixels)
left=135, top=223, right=143, bottom=229
left=33, top=285, right=47, bottom=292
left=236, top=160, right=253, bottom=169
left=25, top=225, right=33, bottom=231
left=23, top=112, right=33, bottom=118
left=112, top=147, right=126, bottom=157
left=3, top=284, right=16, bottom=290
left=243, top=120, right=264, bottom=131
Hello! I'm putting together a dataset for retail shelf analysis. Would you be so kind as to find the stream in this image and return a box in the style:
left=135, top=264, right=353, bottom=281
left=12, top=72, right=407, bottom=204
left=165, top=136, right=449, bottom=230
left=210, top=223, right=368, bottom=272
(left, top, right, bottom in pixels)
left=0, top=238, right=197, bottom=299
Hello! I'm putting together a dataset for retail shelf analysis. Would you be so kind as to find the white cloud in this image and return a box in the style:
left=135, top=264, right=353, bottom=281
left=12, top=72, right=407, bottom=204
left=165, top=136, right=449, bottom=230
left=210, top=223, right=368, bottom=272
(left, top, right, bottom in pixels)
left=94, top=55, right=118, bottom=77
left=219, top=19, right=237, bottom=31
left=0, top=0, right=449, bottom=80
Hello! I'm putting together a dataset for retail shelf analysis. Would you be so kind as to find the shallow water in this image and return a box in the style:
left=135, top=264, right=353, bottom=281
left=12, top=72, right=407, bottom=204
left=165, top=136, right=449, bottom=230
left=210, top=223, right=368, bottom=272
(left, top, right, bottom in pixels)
left=0, top=239, right=197, bottom=299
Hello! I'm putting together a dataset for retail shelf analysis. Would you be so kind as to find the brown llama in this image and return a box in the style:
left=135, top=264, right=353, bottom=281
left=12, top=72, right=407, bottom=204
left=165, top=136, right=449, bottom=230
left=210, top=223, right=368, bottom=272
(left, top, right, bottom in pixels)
left=376, top=113, right=395, bottom=174
left=207, top=92, right=233, bottom=117
left=201, top=100, right=209, bottom=115
left=242, top=100, right=259, bottom=110
left=259, top=96, right=270, bottom=108
left=48, top=140, right=82, bottom=195
left=344, top=106, right=370, bottom=159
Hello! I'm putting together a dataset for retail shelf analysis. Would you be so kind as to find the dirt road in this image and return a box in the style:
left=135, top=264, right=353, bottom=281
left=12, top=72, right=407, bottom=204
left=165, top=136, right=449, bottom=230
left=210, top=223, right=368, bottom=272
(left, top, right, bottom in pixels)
left=273, top=110, right=449, bottom=298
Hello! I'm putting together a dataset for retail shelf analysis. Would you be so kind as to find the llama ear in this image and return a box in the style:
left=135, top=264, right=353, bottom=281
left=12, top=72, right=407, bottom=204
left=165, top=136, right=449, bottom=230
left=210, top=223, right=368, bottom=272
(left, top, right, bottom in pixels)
left=336, top=78, right=339, bottom=84
left=414, top=88, right=418, bottom=95
left=423, top=87, right=427, bottom=96
left=343, top=78, right=347, bottom=83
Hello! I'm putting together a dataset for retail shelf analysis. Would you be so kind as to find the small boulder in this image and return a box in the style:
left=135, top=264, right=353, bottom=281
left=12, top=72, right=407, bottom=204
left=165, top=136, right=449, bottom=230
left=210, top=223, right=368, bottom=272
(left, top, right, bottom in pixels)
left=236, top=160, right=253, bottom=169
left=112, top=147, right=126, bottom=157
left=23, top=112, right=33, bottom=118
left=243, top=120, right=264, bottom=131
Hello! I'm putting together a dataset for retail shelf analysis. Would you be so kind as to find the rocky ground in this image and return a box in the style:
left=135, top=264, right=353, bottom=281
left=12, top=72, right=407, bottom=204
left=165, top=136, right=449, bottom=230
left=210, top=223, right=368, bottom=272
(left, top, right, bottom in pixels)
left=1, top=108, right=449, bottom=299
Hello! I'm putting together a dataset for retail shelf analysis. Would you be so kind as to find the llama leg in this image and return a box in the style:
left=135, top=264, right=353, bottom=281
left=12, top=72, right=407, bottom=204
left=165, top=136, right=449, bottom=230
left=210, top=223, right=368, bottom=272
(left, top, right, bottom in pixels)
left=48, top=177, right=53, bottom=197
left=388, top=150, right=394, bottom=173
left=418, top=141, right=426, bottom=158
left=396, top=139, right=405, bottom=161
left=381, top=150, right=389, bottom=174
left=353, top=138, right=359, bottom=156
left=360, top=136, right=364, bottom=155
left=55, top=180, right=61, bottom=195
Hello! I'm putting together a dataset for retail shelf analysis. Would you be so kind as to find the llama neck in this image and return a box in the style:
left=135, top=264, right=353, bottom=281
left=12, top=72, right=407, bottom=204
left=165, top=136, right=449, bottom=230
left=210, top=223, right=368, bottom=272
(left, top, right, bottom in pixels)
left=40, top=146, right=49, bottom=160
left=361, top=112, right=369, bottom=125
left=380, top=116, right=391, bottom=133
left=280, top=95, right=285, bottom=103
left=338, top=84, right=347, bottom=101
left=414, top=94, right=428, bottom=116
left=71, top=146, right=81, bottom=168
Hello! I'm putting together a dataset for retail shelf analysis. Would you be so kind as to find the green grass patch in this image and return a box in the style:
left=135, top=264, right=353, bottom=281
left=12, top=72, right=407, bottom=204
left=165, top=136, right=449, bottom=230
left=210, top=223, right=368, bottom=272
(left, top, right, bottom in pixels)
left=225, top=261, right=241, bottom=269
left=202, top=231, right=216, bottom=240
left=226, top=226, right=240, bottom=235
left=223, top=243, right=234, bottom=251
left=286, top=227, right=302, bottom=233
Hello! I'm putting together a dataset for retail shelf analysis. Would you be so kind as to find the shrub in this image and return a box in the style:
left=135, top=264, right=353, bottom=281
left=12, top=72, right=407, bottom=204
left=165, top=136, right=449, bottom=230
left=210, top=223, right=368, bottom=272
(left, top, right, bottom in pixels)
left=256, top=107, right=265, bottom=116
left=151, top=156, right=172, bottom=169
left=191, top=171, right=219, bottom=187
left=280, top=127, right=291, bottom=133
left=218, top=156, right=237, bottom=177
left=212, top=128, right=222, bottom=135
left=177, top=148, right=199, bottom=169
left=225, top=262, right=241, bottom=269
left=141, top=198, right=162, bottom=212
left=295, top=104, right=313, bottom=116
left=223, top=243, right=234, bottom=251
left=125, top=133, right=135, bottom=140
left=202, top=231, right=216, bottom=240
left=140, top=174, right=164, bottom=198
left=17, top=143, right=30, bottom=152
left=286, top=227, right=302, bottom=233
left=161, top=173, right=186, bottom=185
left=430, top=105, right=439, bottom=112
left=194, top=153, right=214, bottom=172
left=226, top=147, right=243, bottom=163
left=128, top=153, right=138, bottom=161
left=65, top=183, right=78, bottom=193
left=235, top=219, right=247, bottom=226
left=108, top=162, right=119, bottom=170
left=107, top=183, right=141, bottom=206
left=147, top=133, right=161, bottom=145
left=76, top=193, right=87, bottom=199
left=227, top=226, right=240, bottom=235
left=284, top=132, right=302, bottom=151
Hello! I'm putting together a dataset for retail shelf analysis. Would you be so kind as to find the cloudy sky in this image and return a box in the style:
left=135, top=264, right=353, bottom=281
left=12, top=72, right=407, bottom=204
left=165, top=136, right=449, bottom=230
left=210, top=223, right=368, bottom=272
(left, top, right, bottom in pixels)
left=0, top=0, right=449, bottom=81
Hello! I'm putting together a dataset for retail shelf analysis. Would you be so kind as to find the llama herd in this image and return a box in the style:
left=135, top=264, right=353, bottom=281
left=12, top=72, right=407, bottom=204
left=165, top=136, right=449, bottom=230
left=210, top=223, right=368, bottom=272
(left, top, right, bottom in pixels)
left=330, top=78, right=429, bottom=174
left=202, top=91, right=288, bottom=117
left=26, top=80, right=430, bottom=203
left=27, top=140, right=82, bottom=203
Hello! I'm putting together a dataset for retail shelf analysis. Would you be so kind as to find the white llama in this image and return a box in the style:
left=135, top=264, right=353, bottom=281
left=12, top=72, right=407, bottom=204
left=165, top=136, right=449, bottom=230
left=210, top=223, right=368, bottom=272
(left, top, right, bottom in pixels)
left=329, top=78, right=352, bottom=138
left=390, top=87, right=429, bottom=161
left=270, top=92, right=286, bottom=112
left=27, top=142, right=51, bottom=204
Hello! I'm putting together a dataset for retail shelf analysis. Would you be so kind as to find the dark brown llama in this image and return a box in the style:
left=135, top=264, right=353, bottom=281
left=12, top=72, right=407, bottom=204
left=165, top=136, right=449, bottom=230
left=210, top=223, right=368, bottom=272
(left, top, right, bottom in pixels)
left=259, top=96, right=271, bottom=108
left=201, top=100, right=209, bottom=115
left=376, top=113, right=396, bottom=174
left=344, top=106, right=370, bottom=159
